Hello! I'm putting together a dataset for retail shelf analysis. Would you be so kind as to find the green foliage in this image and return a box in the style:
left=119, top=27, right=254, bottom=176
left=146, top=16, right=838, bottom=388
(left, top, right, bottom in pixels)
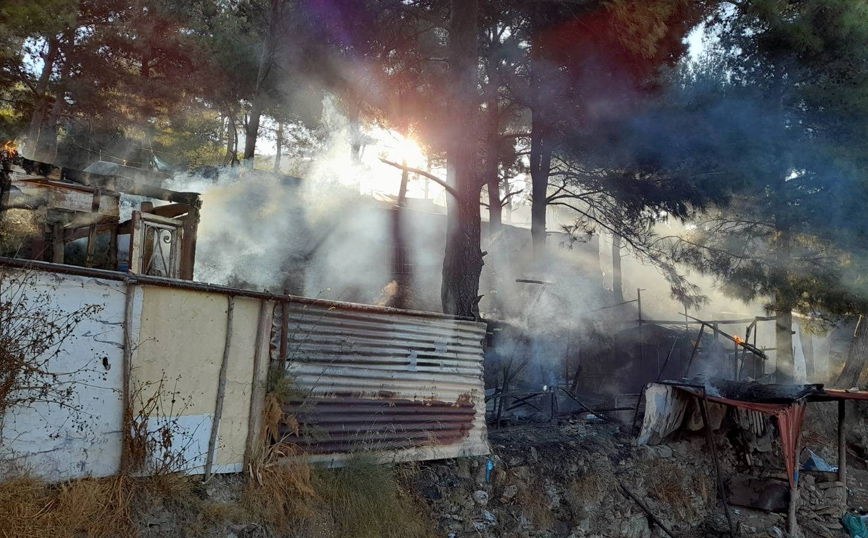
left=650, top=0, right=868, bottom=318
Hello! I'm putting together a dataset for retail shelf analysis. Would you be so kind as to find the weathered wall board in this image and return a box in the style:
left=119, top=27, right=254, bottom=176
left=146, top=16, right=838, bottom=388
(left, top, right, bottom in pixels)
left=0, top=261, right=488, bottom=481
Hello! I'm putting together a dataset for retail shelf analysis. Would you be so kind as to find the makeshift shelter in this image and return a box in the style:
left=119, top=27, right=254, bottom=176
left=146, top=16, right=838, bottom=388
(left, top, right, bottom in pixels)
left=638, top=379, right=868, bottom=536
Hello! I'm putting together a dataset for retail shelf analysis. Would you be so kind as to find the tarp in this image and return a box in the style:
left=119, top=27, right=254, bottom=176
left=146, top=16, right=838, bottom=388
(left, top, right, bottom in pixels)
left=638, top=383, right=808, bottom=488
left=692, top=390, right=806, bottom=489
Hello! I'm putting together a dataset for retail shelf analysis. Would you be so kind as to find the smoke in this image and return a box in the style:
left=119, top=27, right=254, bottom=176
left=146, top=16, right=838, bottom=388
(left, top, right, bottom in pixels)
left=166, top=97, right=440, bottom=301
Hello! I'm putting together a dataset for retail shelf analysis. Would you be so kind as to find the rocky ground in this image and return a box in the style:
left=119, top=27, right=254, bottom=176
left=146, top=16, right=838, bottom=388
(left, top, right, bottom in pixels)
left=129, top=404, right=868, bottom=538
left=414, top=412, right=865, bottom=538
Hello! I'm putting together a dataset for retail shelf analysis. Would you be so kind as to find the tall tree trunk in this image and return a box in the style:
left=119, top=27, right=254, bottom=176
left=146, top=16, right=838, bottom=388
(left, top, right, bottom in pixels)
left=244, top=100, right=264, bottom=165
left=775, top=309, right=795, bottom=383
left=836, top=315, right=868, bottom=389
left=273, top=121, right=283, bottom=173
left=25, top=38, right=60, bottom=161
left=798, top=318, right=816, bottom=380
left=528, top=5, right=553, bottom=271
left=771, top=61, right=796, bottom=384
left=244, top=0, right=279, bottom=166
left=348, top=99, right=362, bottom=164
left=223, top=112, right=238, bottom=166
left=485, top=90, right=501, bottom=237
left=612, top=233, right=624, bottom=303
left=388, top=155, right=411, bottom=309
left=441, top=0, right=483, bottom=318
left=42, top=33, right=74, bottom=165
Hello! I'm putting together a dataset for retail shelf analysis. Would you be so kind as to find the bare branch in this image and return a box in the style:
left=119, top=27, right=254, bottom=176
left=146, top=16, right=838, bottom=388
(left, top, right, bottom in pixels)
left=379, top=158, right=457, bottom=198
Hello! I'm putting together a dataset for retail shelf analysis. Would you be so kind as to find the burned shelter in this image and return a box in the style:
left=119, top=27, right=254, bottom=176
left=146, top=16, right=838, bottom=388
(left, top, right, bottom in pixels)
left=0, top=152, right=201, bottom=279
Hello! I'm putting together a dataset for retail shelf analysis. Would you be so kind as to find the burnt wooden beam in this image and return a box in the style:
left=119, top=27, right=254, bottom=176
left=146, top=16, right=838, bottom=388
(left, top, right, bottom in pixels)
left=151, top=203, right=192, bottom=219
left=85, top=188, right=101, bottom=268
left=52, top=222, right=64, bottom=263
left=179, top=206, right=199, bottom=280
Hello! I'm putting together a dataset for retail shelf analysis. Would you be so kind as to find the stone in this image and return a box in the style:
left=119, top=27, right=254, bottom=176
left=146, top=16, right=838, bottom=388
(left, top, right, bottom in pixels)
left=473, top=490, right=490, bottom=506
left=501, top=485, right=519, bottom=502
left=655, top=445, right=673, bottom=458
left=618, top=514, right=651, bottom=538
left=545, top=482, right=562, bottom=509
left=456, top=459, right=472, bottom=479
left=482, top=510, right=497, bottom=523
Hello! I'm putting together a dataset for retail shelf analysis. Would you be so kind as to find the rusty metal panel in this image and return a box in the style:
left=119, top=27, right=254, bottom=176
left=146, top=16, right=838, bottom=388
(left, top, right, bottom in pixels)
left=274, top=301, right=489, bottom=464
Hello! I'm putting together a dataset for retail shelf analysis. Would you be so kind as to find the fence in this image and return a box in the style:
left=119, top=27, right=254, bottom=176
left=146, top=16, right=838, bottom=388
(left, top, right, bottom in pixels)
left=0, top=259, right=488, bottom=482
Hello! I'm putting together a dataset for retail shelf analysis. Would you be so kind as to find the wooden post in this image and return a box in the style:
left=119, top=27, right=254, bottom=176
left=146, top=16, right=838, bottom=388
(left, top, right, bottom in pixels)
left=109, top=223, right=119, bottom=270
left=52, top=223, right=64, bottom=263
left=204, top=296, right=235, bottom=480
left=120, top=280, right=136, bottom=472
left=244, top=300, right=270, bottom=472
left=788, top=426, right=803, bottom=536
left=700, top=394, right=735, bottom=538
left=279, top=301, right=289, bottom=363
left=733, top=339, right=739, bottom=380
left=839, top=399, right=847, bottom=505
left=85, top=188, right=101, bottom=268
left=180, top=205, right=200, bottom=280
left=788, top=484, right=799, bottom=536
left=684, top=324, right=706, bottom=377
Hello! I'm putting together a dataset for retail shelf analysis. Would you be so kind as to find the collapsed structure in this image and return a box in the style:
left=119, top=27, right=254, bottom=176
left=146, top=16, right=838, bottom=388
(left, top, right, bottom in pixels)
left=1, top=154, right=200, bottom=279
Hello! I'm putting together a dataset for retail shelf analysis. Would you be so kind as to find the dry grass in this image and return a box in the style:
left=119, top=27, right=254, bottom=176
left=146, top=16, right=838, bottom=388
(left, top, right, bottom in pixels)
left=311, top=456, right=435, bottom=538
left=0, top=458, right=436, bottom=538
left=638, top=459, right=710, bottom=521
left=0, top=474, right=136, bottom=538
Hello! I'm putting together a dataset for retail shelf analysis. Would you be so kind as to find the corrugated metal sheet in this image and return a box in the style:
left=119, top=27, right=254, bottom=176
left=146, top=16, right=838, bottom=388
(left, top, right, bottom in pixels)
left=272, top=301, right=489, bottom=464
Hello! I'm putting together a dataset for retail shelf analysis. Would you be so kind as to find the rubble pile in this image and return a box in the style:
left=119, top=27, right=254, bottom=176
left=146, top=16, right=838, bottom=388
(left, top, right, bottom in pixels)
left=798, top=477, right=847, bottom=538
left=415, top=420, right=853, bottom=538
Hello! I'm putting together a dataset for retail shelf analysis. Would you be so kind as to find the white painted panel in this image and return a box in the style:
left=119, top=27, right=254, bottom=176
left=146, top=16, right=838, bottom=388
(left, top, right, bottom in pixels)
left=140, top=414, right=212, bottom=475
left=0, top=270, right=128, bottom=481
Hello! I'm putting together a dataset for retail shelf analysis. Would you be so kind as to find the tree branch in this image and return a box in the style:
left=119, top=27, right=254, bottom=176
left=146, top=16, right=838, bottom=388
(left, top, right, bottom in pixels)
left=379, top=158, right=457, bottom=198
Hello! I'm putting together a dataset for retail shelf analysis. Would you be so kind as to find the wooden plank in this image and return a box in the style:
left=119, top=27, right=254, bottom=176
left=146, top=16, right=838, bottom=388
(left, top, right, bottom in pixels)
left=14, top=181, right=119, bottom=217
left=151, top=203, right=191, bottom=219
left=52, top=222, right=64, bottom=263
left=129, top=211, right=143, bottom=274
left=179, top=206, right=199, bottom=280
